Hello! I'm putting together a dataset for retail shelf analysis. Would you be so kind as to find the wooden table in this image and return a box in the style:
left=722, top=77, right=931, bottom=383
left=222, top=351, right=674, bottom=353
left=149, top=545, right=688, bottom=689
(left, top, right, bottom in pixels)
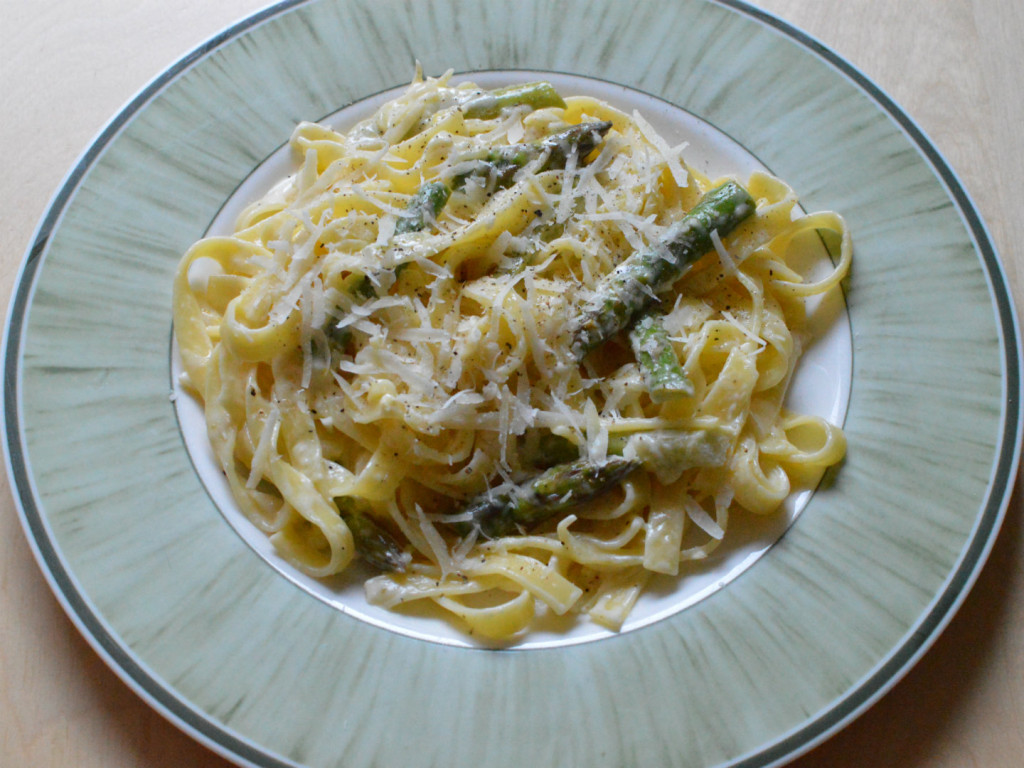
left=2, top=1, right=1021, bottom=765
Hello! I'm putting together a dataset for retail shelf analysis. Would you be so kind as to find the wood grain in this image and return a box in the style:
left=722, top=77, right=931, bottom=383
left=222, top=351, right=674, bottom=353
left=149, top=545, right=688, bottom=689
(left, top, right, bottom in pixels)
left=1, top=1, right=1020, bottom=766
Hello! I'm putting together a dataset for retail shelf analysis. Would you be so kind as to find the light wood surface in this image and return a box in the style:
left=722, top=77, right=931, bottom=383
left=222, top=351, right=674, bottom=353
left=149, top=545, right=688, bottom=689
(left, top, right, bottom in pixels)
left=1, top=1, right=1021, bottom=766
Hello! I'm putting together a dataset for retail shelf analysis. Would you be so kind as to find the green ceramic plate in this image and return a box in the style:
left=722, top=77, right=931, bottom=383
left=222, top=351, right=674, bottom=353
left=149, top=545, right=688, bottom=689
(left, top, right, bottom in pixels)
left=4, top=1, right=1020, bottom=766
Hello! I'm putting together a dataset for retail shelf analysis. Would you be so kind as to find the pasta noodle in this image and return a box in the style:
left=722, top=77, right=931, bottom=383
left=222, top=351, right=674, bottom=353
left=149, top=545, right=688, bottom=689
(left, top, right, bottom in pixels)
left=173, top=70, right=850, bottom=640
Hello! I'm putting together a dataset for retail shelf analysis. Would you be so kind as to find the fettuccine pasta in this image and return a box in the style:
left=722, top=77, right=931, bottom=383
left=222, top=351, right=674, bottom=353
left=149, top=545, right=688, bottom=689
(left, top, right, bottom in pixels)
left=173, top=71, right=850, bottom=640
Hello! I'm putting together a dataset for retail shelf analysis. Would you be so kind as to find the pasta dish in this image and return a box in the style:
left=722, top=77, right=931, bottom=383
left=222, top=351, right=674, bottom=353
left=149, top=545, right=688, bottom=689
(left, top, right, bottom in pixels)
left=173, top=71, right=851, bottom=640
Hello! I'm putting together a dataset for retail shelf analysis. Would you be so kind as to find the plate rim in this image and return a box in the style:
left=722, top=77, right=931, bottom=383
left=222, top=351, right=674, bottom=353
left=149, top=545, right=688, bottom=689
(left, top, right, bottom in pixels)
left=3, top=1, right=1021, bottom=767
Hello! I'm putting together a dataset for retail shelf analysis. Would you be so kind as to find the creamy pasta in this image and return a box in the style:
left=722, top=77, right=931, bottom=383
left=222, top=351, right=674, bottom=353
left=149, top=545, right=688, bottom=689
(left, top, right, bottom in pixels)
left=173, top=71, right=850, bottom=640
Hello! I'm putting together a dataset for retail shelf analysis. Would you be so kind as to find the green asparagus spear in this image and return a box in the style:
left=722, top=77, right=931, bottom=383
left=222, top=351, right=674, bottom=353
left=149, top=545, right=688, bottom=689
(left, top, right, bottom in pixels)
left=460, top=456, right=640, bottom=539
left=453, top=121, right=613, bottom=190
left=324, top=180, right=453, bottom=337
left=333, top=122, right=613, bottom=317
left=616, top=427, right=732, bottom=484
left=336, top=497, right=408, bottom=572
left=524, top=120, right=613, bottom=172
left=517, top=430, right=582, bottom=469
left=629, top=310, right=694, bottom=402
left=571, top=180, right=756, bottom=359
left=487, top=425, right=732, bottom=533
left=394, top=180, right=451, bottom=235
left=517, top=422, right=729, bottom=477
left=353, top=181, right=451, bottom=292
left=462, top=81, right=567, bottom=120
